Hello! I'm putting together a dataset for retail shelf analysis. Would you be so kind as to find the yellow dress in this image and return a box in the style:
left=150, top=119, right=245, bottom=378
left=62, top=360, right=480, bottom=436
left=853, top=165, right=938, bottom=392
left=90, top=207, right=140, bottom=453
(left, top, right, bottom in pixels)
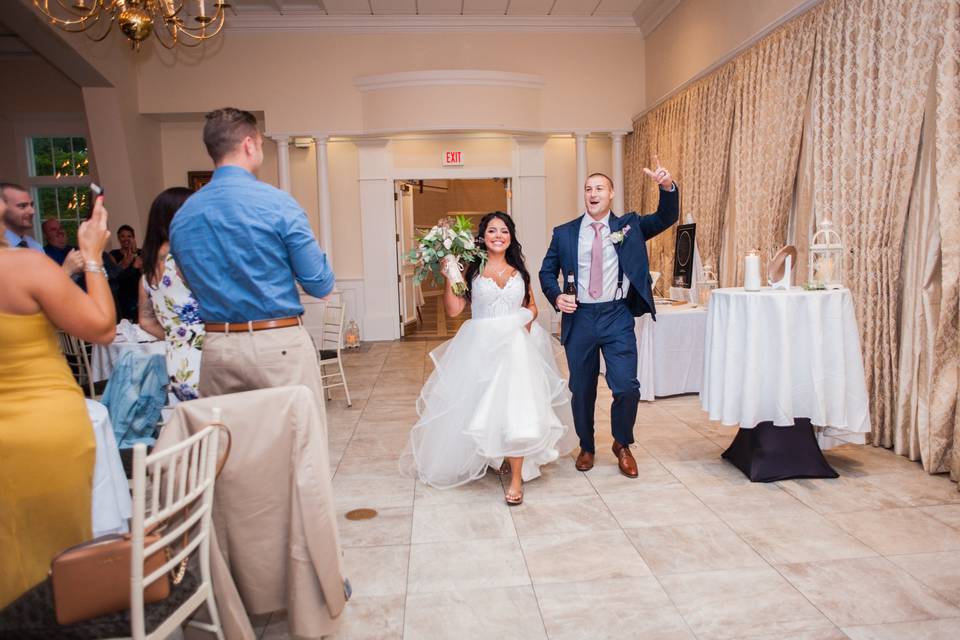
left=0, top=312, right=95, bottom=609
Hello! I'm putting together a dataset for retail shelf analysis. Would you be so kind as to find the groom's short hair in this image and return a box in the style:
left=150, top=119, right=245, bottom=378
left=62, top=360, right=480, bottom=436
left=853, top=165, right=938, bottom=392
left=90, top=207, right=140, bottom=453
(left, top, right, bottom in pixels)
left=587, top=172, right=614, bottom=189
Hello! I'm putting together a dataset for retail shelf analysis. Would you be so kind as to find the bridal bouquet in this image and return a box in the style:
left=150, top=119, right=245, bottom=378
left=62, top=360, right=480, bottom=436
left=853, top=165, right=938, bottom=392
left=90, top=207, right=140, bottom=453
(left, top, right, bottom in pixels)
left=406, top=215, right=485, bottom=296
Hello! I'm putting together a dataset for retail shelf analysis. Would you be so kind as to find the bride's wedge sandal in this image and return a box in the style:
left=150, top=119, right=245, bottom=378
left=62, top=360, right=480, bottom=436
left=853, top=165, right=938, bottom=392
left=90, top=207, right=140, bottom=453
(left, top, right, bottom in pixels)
left=504, top=487, right=524, bottom=506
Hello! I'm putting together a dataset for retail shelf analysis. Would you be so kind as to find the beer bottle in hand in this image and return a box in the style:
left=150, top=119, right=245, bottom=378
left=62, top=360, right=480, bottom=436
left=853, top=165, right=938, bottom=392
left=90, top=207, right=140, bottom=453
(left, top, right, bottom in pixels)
left=564, top=274, right=577, bottom=301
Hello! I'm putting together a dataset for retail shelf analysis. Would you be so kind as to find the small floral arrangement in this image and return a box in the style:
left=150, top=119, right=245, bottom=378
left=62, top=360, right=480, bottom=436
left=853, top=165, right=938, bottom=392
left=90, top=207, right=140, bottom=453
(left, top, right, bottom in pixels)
left=610, top=224, right=631, bottom=244
left=406, top=215, right=486, bottom=296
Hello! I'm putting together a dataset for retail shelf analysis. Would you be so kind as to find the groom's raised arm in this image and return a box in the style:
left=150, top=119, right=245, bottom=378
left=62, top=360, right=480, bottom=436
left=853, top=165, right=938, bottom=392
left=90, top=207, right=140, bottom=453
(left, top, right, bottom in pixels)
left=539, top=228, right=563, bottom=312
left=636, top=184, right=679, bottom=240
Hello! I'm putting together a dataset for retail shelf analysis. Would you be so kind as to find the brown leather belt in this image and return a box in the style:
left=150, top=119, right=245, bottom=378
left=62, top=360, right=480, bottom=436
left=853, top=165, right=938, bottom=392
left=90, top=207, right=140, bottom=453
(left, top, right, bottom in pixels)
left=204, top=316, right=302, bottom=333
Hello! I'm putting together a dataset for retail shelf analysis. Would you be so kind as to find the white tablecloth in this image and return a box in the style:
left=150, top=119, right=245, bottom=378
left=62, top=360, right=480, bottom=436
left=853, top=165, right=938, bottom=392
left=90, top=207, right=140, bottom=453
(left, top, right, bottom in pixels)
left=636, top=303, right=707, bottom=401
left=91, top=338, right=166, bottom=382
left=86, top=399, right=132, bottom=537
left=700, top=287, right=871, bottom=448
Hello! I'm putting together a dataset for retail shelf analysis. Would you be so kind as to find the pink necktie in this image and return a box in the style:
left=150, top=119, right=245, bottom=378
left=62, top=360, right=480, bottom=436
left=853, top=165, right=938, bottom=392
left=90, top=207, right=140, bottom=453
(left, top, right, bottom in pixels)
left=589, top=222, right=604, bottom=299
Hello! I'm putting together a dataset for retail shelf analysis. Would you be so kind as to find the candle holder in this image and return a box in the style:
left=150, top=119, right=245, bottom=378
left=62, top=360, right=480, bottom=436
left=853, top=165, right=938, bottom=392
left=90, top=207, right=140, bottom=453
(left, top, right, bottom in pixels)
left=697, top=264, right=718, bottom=307
left=743, top=250, right=762, bottom=291
left=808, top=219, right=843, bottom=290
left=344, top=320, right=361, bottom=349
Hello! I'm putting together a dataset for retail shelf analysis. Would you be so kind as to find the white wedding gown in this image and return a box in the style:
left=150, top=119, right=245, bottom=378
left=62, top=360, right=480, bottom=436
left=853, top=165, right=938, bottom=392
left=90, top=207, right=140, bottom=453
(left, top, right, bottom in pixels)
left=401, top=273, right=577, bottom=488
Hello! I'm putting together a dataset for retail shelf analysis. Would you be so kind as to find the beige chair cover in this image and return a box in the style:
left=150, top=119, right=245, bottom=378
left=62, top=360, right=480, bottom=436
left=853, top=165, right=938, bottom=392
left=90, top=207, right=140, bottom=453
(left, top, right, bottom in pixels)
left=156, top=385, right=347, bottom=639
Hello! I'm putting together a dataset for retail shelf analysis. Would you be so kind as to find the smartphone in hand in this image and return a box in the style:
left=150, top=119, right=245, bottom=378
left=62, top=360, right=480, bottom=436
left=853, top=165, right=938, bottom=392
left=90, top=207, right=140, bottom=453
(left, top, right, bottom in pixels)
left=87, top=182, right=103, bottom=219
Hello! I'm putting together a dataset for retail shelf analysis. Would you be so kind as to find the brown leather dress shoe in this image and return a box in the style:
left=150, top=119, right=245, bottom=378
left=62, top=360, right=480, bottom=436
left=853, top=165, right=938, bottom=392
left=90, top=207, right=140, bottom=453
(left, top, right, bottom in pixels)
left=612, top=441, right=639, bottom=478
left=575, top=449, right=595, bottom=472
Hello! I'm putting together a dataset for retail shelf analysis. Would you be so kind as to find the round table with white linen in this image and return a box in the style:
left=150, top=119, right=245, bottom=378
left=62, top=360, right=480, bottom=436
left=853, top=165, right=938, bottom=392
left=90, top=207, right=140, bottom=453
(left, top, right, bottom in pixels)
left=701, top=287, right=871, bottom=449
left=85, top=399, right=132, bottom=537
left=91, top=335, right=167, bottom=382
left=636, top=302, right=707, bottom=401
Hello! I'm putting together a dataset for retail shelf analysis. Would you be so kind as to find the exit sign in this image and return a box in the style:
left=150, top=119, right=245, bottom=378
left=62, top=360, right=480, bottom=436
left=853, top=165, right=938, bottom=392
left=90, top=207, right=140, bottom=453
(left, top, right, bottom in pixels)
left=443, top=151, right=464, bottom=166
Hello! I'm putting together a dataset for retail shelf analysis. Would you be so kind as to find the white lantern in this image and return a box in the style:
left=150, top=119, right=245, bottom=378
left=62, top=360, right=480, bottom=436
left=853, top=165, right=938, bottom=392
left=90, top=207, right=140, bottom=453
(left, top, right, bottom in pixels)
left=808, top=219, right=843, bottom=290
left=697, top=264, right=718, bottom=307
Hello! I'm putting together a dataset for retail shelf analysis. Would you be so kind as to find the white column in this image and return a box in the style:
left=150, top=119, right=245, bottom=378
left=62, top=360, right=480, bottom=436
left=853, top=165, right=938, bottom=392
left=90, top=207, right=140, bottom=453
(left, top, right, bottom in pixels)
left=313, top=135, right=334, bottom=266
left=512, top=135, right=550, bottom=330
left=272, top=135, right=291, bottom=193
left=356, top=138, right=398, bottom=341
left=611, top=131, right=627, bottom=214
left=574, top=131, right=589, bottom=206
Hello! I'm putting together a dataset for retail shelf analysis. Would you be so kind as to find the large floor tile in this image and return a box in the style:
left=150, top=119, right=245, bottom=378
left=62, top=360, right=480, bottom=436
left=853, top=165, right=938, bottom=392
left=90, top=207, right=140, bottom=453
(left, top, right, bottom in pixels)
left=626, top=522, right=766, bottom=575
left=727, top=513, right=877, bottom=564
left=602, top=485, right=721, bottom=528
left=585, top=458, right=682, bottom=493
left=692, top=484, right=818, bottom=522
left=633, top=421, right=703, bottom=440
left=536, top=576, right=693, bottom=640
left=921, top=504, right=960, bottom=530
left=332, top=476, right=415, bottom=510
left=407, top=537, right=530, bottom=594
left=413, top=472, right=507, bottom=506
left=342, top=545, right=409, bottom=597
left=639, top=436, right=724, bottom=462
left=778, top=476, right=909, bottom=514
left=520, top=530, right=651, bottom=584
left=842, top=618, right=960, bottom=640
left=778, top=557, right=960, bottom=626
left=411, top=501, right=516, bottom=543
left=887, top=551, right=960, bottom=606
left=403, top=586, right=547, bottom=640
left=865, top=472, right=960, bottom=507
left=509, top=495, right=620, bottom=537
left=520, top=459, right=598, bottom=500
left=327, top=594, right=405, bottom=640
left=823, top=446, right=926, bottom=478
left=334, top=455, right=408, bottom=482
left=660, top=459, right=752, bottom=490
left=826, top=508, right=960, bottom=555
left=337, top=506, right=412, bottom=547
left=659, top=566, right=834, bottom=640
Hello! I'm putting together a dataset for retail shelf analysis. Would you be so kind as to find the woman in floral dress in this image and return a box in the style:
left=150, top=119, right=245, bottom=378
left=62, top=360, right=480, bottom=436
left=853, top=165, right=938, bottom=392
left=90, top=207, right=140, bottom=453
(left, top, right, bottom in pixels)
left=137, top=187, right=204, bottom=401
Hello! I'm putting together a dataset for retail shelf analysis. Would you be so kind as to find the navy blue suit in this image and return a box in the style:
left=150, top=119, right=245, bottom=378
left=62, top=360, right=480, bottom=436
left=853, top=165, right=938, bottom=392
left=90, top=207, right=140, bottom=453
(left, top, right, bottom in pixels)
left=539, top=187, right=679, bottom=452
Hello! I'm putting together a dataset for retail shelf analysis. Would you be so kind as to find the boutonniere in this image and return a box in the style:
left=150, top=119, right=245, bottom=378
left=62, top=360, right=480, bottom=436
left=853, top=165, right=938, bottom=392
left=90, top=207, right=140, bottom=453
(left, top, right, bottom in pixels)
left=609, top=225, right=631, bottom=244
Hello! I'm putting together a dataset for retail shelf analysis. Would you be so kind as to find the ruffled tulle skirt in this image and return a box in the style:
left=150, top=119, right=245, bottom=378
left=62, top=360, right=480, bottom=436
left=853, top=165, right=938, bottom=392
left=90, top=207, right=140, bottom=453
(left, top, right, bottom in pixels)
left=400, top=309, right=577, bottom=488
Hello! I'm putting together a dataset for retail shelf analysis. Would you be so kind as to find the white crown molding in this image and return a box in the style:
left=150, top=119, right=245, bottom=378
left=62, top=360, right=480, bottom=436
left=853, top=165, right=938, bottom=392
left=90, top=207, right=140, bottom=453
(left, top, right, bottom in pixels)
left=354, top=70, right=545, bottom=92
left=225, top=14, right=639, bottom=34
left=633, top=0, right=681, bottom=38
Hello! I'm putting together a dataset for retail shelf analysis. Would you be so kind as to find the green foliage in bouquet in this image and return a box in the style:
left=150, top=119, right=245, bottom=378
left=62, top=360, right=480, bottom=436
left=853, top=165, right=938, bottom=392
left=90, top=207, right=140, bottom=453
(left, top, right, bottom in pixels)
left=405, top=215, right=486, bottom=296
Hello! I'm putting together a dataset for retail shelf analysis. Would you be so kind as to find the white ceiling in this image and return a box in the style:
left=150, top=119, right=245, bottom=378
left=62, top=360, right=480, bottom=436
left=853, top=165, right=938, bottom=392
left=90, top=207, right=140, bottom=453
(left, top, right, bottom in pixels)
left=226, top=0, right=646, bottom=17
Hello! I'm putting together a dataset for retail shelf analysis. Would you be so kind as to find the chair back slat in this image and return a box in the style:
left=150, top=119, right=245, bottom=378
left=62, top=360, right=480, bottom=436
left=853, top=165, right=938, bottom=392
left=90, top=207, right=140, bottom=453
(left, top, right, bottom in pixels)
left=56, top=330, right=96, bottom=397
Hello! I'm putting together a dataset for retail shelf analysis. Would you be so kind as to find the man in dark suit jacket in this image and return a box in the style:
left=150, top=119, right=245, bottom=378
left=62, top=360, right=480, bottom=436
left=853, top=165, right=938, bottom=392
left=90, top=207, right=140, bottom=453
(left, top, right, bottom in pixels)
left=539, top=160, right=678, bottom=477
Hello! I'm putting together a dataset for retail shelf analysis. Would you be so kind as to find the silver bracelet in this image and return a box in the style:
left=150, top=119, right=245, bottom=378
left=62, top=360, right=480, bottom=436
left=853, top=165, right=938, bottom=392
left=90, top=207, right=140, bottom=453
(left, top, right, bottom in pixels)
left=84, top=261, right=106, bottom=276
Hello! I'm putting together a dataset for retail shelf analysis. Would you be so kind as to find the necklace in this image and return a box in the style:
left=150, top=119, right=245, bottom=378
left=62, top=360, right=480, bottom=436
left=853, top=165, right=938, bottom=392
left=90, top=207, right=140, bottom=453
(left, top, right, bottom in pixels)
left=489, top=263, right=508, bottom=279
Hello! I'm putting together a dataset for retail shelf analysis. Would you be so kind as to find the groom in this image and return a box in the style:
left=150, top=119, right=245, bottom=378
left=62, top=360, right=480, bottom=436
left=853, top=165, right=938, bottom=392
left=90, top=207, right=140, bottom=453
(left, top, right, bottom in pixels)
left=539, top=159, right=678, bottom=477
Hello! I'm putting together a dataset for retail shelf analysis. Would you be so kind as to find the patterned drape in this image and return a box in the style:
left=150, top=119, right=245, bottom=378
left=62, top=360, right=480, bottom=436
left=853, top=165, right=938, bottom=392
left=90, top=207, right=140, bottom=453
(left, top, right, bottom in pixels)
left=729, top=7, right=819, bottom=283
left=680, top=66, right=736, bottom=274
left=933, top=0, right=959, bottom=483
left=809, top=0, right=945, bottom=446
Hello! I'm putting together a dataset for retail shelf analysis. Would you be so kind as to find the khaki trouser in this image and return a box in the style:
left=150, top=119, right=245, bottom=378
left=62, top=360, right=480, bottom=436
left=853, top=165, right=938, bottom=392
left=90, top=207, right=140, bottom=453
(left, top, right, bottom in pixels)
left=198, top=325, right=325, bottom=412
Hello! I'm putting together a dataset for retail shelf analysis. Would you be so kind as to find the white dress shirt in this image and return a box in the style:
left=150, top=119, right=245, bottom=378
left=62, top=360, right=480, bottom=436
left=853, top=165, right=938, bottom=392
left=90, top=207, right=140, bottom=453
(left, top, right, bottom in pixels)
left=577, top=212, right=631, bottom=303
left=3, top=228, right=42, bottom=252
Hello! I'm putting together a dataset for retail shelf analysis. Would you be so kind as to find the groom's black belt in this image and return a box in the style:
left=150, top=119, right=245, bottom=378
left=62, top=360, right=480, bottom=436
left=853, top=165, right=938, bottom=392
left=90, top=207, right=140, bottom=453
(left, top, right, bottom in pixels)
left=577, top=299, right=627, bottom=309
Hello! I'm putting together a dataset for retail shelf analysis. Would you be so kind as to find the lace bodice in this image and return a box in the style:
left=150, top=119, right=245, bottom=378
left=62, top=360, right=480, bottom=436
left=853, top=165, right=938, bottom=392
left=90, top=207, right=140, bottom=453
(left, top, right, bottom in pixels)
left=471, top=272, right=525, bottom=319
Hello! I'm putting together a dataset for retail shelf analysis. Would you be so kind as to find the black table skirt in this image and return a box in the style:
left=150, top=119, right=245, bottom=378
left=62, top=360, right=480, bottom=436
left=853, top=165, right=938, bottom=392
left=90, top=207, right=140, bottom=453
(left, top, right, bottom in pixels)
left=722, top=418, right=839, bottom=482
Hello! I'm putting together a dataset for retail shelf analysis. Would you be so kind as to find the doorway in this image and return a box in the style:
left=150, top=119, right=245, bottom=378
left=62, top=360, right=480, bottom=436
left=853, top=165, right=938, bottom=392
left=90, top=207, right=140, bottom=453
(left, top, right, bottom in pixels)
left=396, top=178, right=510, bottom=339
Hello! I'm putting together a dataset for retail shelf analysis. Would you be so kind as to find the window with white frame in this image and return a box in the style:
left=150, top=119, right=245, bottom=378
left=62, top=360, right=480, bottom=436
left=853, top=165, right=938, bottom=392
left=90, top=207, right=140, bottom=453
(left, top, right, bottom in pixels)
left=27, top=136, right=91, bottom=245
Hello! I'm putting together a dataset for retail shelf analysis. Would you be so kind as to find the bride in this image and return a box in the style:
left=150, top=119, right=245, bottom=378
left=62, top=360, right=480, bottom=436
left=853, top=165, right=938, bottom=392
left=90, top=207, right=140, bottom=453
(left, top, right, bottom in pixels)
left=400, top=212, right=576, bottom=505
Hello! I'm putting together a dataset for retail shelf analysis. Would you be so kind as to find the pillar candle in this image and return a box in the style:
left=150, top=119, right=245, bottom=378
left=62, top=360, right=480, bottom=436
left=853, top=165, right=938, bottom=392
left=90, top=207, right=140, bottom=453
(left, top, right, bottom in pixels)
left=744, top=253, right=761, bottom=291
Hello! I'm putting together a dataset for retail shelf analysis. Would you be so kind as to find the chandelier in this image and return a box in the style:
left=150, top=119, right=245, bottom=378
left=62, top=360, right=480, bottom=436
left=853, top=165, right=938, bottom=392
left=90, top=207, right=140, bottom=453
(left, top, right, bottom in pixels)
left=32, top=1, right=230, bottom=51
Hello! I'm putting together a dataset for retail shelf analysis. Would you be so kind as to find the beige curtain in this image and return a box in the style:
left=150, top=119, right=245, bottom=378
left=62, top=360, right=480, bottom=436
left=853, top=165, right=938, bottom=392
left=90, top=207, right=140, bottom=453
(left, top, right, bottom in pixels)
left=625, top=68, right=735, bottom=289
left=935, top=1, right=960, bottom=485
left=680, top=66, right=736, bottom=276
left=726, top=7, right=820, bottom=285
left=892, top=0, right=958, bottom=484
left=809, top=0, right=946, bottom=446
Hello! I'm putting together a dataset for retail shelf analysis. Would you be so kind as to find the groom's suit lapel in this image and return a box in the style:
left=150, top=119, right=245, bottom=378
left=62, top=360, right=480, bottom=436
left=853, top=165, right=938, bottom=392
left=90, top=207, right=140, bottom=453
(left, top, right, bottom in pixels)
left=566, top=215, right=582, bottom=271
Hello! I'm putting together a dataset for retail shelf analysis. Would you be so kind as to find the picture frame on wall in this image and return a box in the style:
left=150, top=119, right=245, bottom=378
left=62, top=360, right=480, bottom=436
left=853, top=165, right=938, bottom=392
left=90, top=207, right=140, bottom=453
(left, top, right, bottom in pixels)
left=187, top=171, right=213, bottom=191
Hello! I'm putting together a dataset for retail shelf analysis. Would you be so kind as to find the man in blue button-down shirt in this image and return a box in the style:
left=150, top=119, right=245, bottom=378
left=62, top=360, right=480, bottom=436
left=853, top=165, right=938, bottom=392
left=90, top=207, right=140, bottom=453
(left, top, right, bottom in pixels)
left=170, top=107, right=335, bottom=409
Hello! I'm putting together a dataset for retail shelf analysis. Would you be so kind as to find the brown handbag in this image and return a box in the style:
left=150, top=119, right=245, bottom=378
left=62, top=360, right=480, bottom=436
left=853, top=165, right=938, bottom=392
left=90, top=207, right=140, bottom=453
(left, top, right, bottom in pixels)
left=50, top=533, right=174, bottom=625
left=50, top=423, right=232, bottom=625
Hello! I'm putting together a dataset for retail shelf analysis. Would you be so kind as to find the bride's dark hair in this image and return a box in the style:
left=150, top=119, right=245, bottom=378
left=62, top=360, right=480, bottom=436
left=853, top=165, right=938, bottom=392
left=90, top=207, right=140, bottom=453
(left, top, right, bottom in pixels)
left=464, top=211, right=531, bottom=306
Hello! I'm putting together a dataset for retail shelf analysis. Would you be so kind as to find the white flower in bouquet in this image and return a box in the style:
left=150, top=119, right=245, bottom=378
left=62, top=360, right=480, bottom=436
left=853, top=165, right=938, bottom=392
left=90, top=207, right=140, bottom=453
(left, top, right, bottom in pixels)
left=406, top=215, right=486, bottom=297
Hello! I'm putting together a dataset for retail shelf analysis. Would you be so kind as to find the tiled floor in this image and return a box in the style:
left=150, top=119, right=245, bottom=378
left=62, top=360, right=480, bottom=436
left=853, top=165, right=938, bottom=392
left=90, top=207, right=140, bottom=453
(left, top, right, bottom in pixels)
left=253, top=340, right=960, bottom=640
